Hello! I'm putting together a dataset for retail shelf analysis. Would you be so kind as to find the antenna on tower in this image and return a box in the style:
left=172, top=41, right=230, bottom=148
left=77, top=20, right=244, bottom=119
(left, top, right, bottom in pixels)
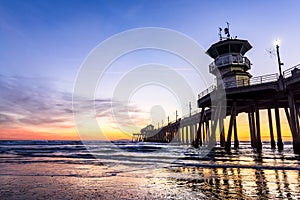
left=224, top=22, right=230, bottom=38
left=218, top=27, right=223, bottom=41
left=218, top=22, right=236, bottom=40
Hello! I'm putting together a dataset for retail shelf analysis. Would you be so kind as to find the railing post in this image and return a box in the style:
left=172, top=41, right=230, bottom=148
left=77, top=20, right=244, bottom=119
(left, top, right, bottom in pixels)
left=260, top=76, right=262, bottom=84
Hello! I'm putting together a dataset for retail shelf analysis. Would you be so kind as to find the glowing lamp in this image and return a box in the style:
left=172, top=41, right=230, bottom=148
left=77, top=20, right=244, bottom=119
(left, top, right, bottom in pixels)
left=274, top=39, right=280, bottom=47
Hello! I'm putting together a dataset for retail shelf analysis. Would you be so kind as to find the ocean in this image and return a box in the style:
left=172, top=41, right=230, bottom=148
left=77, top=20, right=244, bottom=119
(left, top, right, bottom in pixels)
left=0, top=140, right=300, bottom=199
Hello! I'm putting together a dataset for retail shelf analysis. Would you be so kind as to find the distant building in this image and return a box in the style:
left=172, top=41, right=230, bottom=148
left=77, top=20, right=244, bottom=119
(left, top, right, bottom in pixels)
left=141, top=124, right=154, bottom=133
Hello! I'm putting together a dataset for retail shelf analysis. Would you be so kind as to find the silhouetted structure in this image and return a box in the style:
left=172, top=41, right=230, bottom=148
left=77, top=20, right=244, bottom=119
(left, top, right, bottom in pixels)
left=133, top=34, right=300, bottom=154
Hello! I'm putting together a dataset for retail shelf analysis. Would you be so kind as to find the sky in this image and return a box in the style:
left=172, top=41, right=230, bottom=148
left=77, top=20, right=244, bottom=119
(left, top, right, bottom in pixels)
left=0, top=0, right=299, bottom=140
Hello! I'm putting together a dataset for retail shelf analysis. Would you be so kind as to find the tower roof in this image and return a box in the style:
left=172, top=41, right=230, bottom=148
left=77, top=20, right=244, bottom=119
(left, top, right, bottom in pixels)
left=206, top=39, right=252, bottom=59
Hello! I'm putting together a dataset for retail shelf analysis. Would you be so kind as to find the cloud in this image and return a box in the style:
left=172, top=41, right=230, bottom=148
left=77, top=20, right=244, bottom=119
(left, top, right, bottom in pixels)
left=0, top=75, right=149, bottom=138
left=73, top=95, right=150, bottom=135
left=95, top=99, right=149, bottom=129
left=0, top=75, right=74, bottom=129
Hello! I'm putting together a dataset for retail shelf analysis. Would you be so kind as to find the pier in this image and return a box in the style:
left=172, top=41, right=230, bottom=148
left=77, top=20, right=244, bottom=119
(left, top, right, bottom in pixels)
left=133, top=32, right=300, bottom=154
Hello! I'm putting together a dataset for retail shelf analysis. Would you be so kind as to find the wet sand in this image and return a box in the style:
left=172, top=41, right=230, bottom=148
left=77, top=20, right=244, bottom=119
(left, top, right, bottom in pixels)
left=0, top=162, right=208, bottom=199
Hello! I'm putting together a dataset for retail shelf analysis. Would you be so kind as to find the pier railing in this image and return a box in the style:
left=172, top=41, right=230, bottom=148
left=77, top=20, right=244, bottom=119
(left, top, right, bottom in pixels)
left=161, top=110, right=197, bottom=127
left=224, top=73, right=278, bottom=88
left=209, top=55, right=251, bottom=73
left=250, top=73, right=279, bottom=85
left=181, top=109, right=201, bottom=119
left=283, top=64, right=300, bottom=78
left=198, top=85, right=216, bottom=99
left=198, top=73, right=279, bottom=99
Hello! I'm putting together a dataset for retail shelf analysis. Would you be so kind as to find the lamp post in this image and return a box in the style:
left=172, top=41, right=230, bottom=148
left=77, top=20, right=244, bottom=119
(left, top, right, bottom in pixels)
left=274, top=39, right=284, bottom=77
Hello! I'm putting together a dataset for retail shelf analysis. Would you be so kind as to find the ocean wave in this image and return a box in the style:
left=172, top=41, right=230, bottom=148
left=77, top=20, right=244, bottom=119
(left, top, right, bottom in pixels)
left=0, top=140, right=299, bottom=170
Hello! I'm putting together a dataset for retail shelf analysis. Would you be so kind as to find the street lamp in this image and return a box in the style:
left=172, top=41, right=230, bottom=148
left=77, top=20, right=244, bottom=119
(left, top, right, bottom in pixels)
left=274, top=39, right=280, bottom=47
left=274, top=39, right=284, bottom=77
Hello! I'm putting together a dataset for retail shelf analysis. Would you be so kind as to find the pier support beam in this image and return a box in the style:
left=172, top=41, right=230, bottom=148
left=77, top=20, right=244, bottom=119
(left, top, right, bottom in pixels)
left=248, top=111, right=257, bottom=148
left=183, top=126, right=186, bottom=144
left=175, top=128, right=178, bottom=143
left=182, top=127, right=185, bottom=144
left=185, top=126, right=189, bottom=144
left=225, top=102, right=236, bottom=151
left=206, top=120, right=210, bottom=143
left=233, top=117, right=239, bottom=148
left=274, top=104, right=284, bottom=151
left=251, top=108, right=258, bottom=148
left=288, top=92, right=300, bottom=154
left=190, top=125, right=194, bottom=144
left=267, top=109, right=276, bottom=149
left=195, top=107, right=205, bottom=147
left=248, top=112, right=254, bottom=147
left=194, top=124, right=197, bottom=143
left=284, top=107, right=292, bottom=131
left=219, top=118, right=225, bottom=147
left=202, top=119, right=206, bottom=145
left=178, top=128, right=181, bottom=143
left=255, top=103, right=262, bottom=150
left=199, top=123, right=203, bottom=146
left=210, top=105, right=221, bottom=147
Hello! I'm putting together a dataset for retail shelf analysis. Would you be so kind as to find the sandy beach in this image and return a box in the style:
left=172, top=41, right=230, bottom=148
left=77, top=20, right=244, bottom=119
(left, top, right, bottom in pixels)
left=0, top=162, right=209, bottom=200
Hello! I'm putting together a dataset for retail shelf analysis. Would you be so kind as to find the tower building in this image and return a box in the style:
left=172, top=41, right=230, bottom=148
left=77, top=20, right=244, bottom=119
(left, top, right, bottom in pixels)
left=206, top=29, right=252, bottom=88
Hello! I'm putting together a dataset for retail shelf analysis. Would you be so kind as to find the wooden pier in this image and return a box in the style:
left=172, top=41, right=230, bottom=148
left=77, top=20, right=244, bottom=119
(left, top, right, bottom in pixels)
left=196, top=68, right=300, bottom=154
left=133, top=35, right=300, bottom=154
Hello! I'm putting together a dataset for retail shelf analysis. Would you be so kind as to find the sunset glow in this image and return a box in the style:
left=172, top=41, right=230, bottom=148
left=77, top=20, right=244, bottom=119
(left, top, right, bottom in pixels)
left=0, top=0, right=299, bottom=141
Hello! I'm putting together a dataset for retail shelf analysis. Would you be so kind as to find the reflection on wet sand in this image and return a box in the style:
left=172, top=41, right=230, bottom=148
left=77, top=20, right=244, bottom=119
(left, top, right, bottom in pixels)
left=167, top=146, right=300, bottom=199
left=166, top=166, right=300, bottom=199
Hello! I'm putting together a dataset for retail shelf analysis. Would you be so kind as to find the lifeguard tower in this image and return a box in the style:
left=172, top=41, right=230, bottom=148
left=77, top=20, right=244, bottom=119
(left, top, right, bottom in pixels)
left=207, top=24, right=252, bottom=88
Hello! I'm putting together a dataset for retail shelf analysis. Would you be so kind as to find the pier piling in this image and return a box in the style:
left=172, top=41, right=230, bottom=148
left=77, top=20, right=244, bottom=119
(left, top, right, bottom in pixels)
left=219, top=118, right=225, bottom=147
left=267, top=109, right=276, bottom=149
left=255, top=103, right=262, bottom=150
left=225, top=102, right=236, bottom=151
left=233, top=117, right=239, bottom=148
left=248, top=112, right=255, bottom=148
left=288, top=92, right=300, bottom=153
left=275, top=104, right=283, bottom=150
